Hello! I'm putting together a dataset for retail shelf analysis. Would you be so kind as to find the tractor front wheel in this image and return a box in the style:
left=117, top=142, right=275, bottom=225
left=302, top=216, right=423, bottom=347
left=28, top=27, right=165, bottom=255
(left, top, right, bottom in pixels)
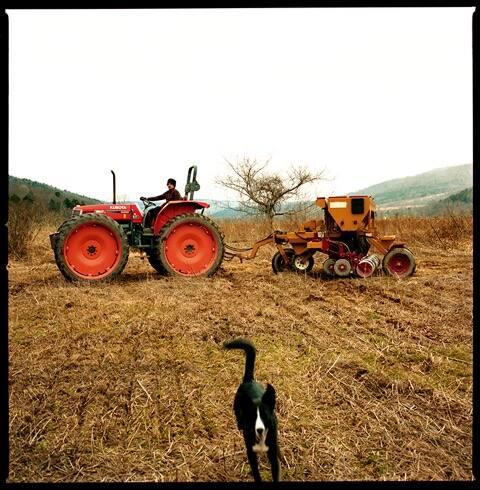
left=382, top=247, right=416, bottom=278
left=53, top=214, right=129, bottom=282
left=158, top=213, right=224, bottom=277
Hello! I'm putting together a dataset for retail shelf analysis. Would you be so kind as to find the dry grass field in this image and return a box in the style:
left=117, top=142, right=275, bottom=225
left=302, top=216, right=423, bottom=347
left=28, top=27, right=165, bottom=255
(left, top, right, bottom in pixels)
left=8, top=215, right=473, bottom=482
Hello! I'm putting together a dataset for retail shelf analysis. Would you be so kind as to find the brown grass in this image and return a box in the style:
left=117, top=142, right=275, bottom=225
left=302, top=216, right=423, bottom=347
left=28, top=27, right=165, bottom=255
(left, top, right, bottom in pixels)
left=8, top=203, right=44, bottom=259
left=8, top=215, right=473, bottom=481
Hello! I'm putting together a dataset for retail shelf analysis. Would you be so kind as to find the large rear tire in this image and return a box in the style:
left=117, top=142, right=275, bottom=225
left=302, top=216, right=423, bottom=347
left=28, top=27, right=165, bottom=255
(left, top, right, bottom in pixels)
left=158, top=213, right=224, bottom=277
left=383, top=247, right=416, bottom=278
left=53, top=214, right=129, bottom=282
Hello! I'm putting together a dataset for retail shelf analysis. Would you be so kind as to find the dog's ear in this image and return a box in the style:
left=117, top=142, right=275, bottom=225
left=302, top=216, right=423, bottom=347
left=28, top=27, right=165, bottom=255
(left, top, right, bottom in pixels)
left=262, top=383, right=276, bottom=410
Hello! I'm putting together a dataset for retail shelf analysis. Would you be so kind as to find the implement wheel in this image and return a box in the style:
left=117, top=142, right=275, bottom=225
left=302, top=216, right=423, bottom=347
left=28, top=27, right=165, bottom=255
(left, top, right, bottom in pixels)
left=271, top=248, right=295, bottom=274
left=383, top=247, right=416, bottom=278
left=53, top=214, right=129, bottom=282
left=334, top=258, right=351, bottom=277
left=292, top=254, right=314, bottom=273
left=322, top=258, right=336, bottom=277
left=159, top=213, right=224, bottom=277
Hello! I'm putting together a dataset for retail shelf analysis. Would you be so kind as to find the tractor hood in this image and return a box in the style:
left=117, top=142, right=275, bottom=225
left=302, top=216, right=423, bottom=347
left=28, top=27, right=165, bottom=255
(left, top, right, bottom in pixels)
left=72, top=203, right=144, bottom=223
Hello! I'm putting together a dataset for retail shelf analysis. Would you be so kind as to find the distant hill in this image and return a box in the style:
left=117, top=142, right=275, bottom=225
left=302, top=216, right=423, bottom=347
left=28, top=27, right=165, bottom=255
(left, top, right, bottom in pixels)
left=7, top=176, right=245, bottom=218
left=208, top=165, right=474, bottom=218
left=442, top=186, right=473, bottom=205
left=203, top=200, right=243, bottom=219
left=350, top=164, right=473, bottom=215
left=421, top=186, right=473, bottom=215
left=208, top=164, right=474, bottom=219
left=9, top=163, right=473, bottom=219
left=9, top=175, right=102, bottom=211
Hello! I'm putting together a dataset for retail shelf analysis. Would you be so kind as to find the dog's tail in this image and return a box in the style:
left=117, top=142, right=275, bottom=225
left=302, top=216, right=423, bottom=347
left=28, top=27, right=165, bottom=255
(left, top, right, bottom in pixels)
left=223, top=338, right=256, bottom=383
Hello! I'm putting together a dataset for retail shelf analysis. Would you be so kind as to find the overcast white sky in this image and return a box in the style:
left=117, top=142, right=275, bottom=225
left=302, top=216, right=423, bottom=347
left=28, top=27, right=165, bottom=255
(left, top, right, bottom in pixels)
left=8, top=8, right=474, bottom=202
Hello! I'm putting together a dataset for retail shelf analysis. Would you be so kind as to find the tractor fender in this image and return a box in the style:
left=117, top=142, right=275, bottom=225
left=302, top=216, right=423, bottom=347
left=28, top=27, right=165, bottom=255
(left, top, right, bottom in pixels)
left=152, top=200, right=209, bottom=235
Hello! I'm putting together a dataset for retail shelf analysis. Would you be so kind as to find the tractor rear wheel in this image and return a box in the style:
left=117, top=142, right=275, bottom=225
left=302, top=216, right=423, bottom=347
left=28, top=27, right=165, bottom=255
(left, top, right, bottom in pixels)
left=383, top=247, right=416, bottom=278
left=271, top=248, right=295, bottom=274
left=53, top=214, right=129, bottom=282
left=158, top=213, right=224, bottom=277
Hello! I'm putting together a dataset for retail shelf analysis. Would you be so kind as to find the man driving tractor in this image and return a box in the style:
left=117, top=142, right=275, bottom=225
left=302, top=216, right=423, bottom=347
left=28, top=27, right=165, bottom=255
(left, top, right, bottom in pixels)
left=141, top=178, right=183, bottom=227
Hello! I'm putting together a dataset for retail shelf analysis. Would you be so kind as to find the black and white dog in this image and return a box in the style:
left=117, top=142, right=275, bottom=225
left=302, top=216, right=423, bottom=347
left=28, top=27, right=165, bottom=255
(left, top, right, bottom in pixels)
left=224, top=338, right=280, bottom=483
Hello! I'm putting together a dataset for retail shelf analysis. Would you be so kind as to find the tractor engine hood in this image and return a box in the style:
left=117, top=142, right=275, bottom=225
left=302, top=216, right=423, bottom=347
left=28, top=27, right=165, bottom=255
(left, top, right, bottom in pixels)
left=72, top=203, right=144, bottom=223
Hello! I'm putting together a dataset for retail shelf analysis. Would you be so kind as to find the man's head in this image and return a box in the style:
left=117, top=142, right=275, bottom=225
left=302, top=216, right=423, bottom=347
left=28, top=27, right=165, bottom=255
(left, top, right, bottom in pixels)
left=167, top=178, right=176, bottom=189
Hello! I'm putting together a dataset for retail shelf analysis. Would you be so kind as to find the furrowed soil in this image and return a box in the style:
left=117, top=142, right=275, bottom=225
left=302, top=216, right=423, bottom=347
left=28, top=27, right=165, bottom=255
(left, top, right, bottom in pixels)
left=8, top=216, right=473, bottom=482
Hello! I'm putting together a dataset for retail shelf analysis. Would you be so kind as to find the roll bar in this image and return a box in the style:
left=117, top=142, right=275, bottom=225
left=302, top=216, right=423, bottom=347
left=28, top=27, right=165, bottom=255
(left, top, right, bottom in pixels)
left=184, top=165, right=200, bottom=200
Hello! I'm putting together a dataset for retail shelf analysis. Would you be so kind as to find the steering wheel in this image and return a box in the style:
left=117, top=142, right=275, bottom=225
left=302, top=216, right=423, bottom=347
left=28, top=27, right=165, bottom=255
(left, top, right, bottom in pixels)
left=140, top=197, right=157, bottom=209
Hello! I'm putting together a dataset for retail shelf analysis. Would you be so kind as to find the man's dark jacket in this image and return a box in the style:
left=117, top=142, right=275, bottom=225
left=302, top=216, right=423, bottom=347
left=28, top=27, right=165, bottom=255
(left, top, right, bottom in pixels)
left=149, top=188, right=182, bottom=201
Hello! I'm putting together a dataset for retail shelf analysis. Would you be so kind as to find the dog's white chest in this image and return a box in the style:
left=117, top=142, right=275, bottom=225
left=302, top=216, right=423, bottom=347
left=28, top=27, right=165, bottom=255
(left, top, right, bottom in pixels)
left=253, top=407, right=269, bottom=453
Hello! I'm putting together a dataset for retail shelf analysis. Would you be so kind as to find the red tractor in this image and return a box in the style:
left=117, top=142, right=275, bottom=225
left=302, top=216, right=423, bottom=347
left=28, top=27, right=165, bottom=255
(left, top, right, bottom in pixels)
left=50, top=166, right=225, bottom=281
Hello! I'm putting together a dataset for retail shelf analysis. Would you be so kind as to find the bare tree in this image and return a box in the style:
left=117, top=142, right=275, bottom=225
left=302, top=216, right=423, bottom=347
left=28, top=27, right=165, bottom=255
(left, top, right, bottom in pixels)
left=217, top=158, right=324, bottom=229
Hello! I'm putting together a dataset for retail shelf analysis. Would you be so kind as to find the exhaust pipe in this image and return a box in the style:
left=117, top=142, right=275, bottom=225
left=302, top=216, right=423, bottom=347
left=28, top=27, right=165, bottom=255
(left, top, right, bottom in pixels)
left=111, top=170, right=116, bottom=204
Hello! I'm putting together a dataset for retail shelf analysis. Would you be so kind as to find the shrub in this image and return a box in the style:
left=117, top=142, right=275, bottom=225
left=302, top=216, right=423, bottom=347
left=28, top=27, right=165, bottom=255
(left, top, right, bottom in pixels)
left=48, top=199, right=61, bottom=212
left=8, top=201, right=45, bottom=259
left=376, top=214, right=472, bottom=250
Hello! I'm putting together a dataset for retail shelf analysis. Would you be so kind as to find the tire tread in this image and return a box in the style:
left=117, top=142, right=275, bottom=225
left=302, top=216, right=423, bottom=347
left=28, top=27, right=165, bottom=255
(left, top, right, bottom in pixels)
left=54, top=213, right=129, bottom=282
left=158, top=213, right=225, bottom=277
